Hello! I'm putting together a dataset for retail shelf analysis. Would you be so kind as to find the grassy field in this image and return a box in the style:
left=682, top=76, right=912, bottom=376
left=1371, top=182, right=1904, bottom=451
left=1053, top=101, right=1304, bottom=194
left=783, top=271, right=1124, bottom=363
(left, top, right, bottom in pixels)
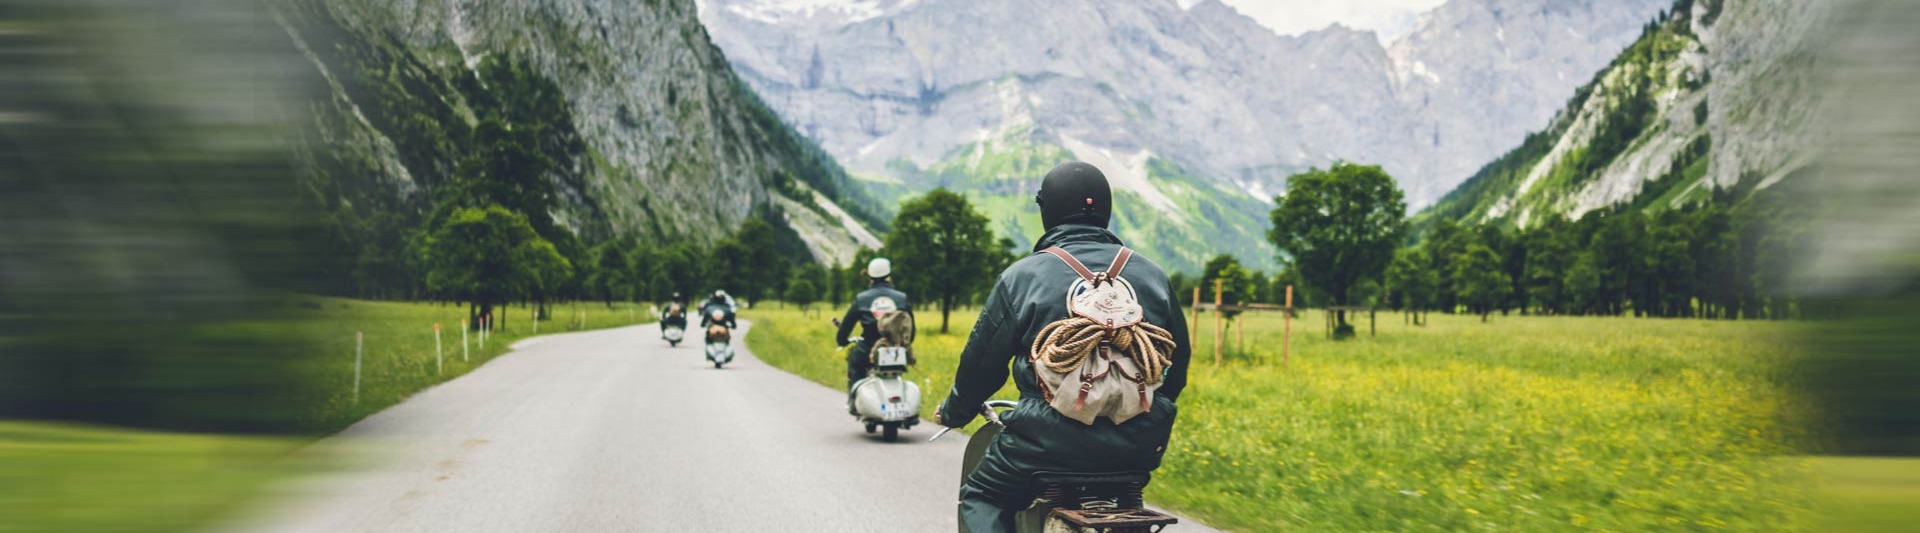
left=291, top=296, right=658, bottom=431
left=0, top=422, right=306, bottom=533
left=743, top=306, right=1818, bottom=532
left=2, top=296, right=652, bottom=532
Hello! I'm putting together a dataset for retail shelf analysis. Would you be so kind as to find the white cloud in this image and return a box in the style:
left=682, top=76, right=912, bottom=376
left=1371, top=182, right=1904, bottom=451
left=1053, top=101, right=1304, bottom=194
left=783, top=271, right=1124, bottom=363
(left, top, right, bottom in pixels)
left=1188, top=0, right=1449, bottom=42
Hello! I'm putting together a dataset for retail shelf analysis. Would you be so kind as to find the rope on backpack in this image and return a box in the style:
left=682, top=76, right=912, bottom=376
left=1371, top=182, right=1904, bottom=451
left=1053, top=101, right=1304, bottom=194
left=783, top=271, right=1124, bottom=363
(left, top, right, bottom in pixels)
left=1030, top=316, right=1176, bottom=388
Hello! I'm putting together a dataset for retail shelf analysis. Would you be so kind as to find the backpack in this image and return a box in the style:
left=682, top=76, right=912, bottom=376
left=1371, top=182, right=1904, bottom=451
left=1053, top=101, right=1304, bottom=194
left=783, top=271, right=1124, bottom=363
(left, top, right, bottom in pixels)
left=1029, top=247, right=1177, bottom=425
left=870, top=304, right=915, bottom=367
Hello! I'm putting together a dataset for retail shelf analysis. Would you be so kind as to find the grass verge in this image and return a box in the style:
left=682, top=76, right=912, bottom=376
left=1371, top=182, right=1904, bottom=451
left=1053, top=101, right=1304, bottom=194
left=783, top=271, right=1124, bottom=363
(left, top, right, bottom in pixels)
left=745, top=305, right=1815, bottom=532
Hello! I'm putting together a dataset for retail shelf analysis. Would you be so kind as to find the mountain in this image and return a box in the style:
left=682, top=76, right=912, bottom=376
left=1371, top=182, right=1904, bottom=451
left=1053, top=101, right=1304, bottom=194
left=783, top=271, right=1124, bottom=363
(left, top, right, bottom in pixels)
left=277, top=0, right=884, bottom=270
left=1415, top=0, right=1828, bottom=228
left=696, top=0, right=1668, bottom=271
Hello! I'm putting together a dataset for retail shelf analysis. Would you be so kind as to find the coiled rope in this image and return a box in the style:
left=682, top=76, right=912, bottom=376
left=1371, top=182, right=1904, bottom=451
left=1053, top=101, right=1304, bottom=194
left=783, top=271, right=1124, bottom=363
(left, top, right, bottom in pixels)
left=1030, top=316, right=1176, bottom=386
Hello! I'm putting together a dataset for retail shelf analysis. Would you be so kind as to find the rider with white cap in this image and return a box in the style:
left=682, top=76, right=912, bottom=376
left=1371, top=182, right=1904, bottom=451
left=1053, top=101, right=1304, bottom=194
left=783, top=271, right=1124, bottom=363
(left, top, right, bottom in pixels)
left=834, top=257, right=914, bottom=389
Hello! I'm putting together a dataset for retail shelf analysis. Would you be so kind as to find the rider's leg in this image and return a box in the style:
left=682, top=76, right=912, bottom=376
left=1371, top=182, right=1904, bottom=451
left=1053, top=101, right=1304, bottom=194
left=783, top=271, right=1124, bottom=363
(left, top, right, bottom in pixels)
left=957, top=439, right=1033, bottom=533
left=845, top=343, right=871, bottom=390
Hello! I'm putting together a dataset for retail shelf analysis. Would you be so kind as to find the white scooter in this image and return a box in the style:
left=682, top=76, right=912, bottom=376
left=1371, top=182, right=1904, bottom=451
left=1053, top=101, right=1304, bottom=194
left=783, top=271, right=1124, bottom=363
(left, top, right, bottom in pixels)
left=704, top=309, right=734, bottom=368
left=662, top=324, right=685, bottom=346
left=848, top=342, right=921, bottom=442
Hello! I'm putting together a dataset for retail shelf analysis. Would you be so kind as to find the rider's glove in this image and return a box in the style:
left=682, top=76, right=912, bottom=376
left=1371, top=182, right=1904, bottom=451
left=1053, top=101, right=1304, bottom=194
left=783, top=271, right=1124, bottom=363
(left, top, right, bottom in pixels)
left=931, top=406, right=966, bottom=429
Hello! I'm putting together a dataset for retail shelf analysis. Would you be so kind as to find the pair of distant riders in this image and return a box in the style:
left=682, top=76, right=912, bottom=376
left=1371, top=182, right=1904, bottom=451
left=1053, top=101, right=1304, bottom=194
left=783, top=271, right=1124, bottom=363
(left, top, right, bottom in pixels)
left=831, top=162, right=1193, bottom=532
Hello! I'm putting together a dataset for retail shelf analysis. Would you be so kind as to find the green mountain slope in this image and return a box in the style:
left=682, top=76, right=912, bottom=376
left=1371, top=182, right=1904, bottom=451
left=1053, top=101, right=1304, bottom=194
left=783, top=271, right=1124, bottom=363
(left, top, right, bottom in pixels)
left=1414, top=0, right=1825, bottom=231
left=276, top=0, right=885, bottom=275
left=879, top=124, right=1277, bottom=274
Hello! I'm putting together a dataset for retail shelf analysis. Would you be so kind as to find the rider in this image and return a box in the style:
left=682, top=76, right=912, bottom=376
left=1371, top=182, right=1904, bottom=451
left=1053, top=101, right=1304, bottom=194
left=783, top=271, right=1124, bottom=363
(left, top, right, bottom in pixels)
left=933, top=162, right=1192, bottom=532
left=835, top=257, right=913, bottom=389
left=660, top=292, right=688, bottom=329
left=699, top=290, right=737, bottom=331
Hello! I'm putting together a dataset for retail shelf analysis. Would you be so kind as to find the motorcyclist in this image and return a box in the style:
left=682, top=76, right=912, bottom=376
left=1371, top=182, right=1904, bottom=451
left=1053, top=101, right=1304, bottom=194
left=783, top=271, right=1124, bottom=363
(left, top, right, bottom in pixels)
left=835, top=257, right=913, bottom=390
left=660, top=292, right=688, bottom=328
left=699, top=290, right=737, bottom=331
left=932, top=162, right=1192, bottom=532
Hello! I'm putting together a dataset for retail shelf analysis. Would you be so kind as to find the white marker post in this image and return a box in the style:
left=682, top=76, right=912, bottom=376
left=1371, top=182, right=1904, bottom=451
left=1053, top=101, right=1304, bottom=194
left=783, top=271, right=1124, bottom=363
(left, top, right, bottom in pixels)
left=533, top=313, right=539, bottom=334
left=353, top=331, right=363, bottom=405
left=434, top=323, right=443, bottom=375
left=461, top=318, right=470, bottom=362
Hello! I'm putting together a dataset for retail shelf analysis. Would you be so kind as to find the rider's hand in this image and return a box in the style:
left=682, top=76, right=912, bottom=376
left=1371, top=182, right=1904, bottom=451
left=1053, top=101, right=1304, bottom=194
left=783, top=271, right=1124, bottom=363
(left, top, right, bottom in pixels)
left=932, top=409, right=964, bottom=429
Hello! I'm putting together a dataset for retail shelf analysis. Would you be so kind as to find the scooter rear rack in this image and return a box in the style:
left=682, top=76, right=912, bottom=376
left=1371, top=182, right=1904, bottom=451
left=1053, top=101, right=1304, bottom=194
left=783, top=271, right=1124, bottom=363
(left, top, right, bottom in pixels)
left=1048, top=508, right=1177, bottom=533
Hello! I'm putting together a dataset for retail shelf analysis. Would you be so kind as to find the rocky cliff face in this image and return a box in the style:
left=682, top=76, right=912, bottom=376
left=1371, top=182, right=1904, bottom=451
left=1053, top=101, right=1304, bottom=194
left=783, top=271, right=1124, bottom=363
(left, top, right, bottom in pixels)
left=281, top=0, right=883, bottom=265
left=1415, top=0, right=1828, bottom=228
left=697, top=0, right=1667, bottom=270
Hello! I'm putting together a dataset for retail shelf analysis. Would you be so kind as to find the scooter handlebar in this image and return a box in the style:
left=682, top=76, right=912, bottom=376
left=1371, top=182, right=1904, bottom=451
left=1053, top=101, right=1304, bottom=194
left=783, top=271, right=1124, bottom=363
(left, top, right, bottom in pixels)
left=928, top=400, right=1019, bottom=442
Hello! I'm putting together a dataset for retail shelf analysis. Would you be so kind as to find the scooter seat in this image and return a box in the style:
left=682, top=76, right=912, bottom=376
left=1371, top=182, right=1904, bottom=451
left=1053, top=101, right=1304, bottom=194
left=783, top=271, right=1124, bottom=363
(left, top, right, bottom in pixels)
left=1029, top=471, right=1151, bottom=510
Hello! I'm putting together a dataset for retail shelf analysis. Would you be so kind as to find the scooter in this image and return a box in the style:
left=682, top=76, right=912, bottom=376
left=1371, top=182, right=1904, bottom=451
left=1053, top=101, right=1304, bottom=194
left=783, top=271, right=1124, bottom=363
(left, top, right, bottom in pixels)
left=661, top=317, right=686, bottom=347
left=848, top=342, right=921, bottom=442
left=704, top=309, right=734, bottom=368
left=936, top=401, right=1178, bottom=533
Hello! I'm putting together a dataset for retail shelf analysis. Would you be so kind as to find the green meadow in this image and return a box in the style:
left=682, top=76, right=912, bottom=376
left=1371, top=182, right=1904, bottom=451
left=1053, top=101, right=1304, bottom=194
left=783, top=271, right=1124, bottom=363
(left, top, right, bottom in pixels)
left=744, top=306, right=1824, bottom=532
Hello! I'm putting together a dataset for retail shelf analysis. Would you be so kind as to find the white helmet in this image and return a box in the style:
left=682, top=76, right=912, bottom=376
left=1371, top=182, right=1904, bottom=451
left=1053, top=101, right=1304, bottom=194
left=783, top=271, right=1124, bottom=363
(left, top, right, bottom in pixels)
left=867, top=257, right=892, bottom=279
left=713, top=290, right=728, bottom=299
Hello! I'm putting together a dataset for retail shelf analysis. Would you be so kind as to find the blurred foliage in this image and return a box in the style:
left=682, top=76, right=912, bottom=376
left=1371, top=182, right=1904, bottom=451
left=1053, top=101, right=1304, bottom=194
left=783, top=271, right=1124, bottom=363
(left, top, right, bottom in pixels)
left=0, top=0, right=327, bottom=432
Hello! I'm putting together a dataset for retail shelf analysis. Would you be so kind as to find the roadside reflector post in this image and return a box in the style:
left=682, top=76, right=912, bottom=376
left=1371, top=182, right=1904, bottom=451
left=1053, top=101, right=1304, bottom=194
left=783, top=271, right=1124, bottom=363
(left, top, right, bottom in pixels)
left=534, top=312, right=539, bottom=334
left=434, top=323, right=443, bottom=375
left=353, top=331, right=363, bottom=405
left=1213, top=278, right=1224, bottom=366
left=461, top=318, right=470, bottom=362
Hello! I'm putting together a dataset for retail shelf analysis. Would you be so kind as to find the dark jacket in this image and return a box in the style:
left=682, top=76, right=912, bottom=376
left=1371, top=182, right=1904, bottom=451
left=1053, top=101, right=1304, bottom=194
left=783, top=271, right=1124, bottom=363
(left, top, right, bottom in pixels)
left=938, top=224, right=1191, bottom=478
left=698, top=299, right=736, bottom=329
left=835, top=281, right=913, bottom=347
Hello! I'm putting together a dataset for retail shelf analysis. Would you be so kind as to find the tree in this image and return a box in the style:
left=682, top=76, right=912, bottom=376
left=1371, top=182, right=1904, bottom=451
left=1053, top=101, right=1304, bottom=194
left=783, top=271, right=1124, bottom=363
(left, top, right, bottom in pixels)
left=1199, top=255, right=1259, bottom=321
left=1425, top=219, right=1469, bottom=312
left=585, top=241, right=632, bottom=308
left=785, top=277, right=820, bottom=314
left=1452, top=242, right=1510, bottom=322
left=1385, top=247, right=1438, bottom=324
left=422, top=205, right=566, bottom=329
left=883, top=189, right=999, bottom=333
left=1523, top=215, right=1576, bottom=314
left=1268, top=162, right=1408, bottom=333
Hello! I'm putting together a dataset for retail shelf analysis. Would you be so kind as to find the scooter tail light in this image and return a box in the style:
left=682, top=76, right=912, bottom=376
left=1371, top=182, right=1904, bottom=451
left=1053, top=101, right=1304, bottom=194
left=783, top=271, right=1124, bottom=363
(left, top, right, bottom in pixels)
left=889, top=396, right=902, bottom=403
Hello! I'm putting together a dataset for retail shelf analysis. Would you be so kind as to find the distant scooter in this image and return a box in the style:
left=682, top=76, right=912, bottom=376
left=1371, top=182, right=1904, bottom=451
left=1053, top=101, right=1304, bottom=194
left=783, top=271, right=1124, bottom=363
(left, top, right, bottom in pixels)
left=935, top=401, right=1178, bottom=533
left=704, top=309, right=734, bottom=368
left=661, top=311, right=687, bottom=347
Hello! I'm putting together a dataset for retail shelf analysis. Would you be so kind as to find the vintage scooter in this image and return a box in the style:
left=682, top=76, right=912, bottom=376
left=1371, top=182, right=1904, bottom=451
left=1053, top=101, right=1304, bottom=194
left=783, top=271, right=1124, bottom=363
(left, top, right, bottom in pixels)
left=848, top=342, right=921, bottom=442
left=934, top=401, right=1178, bottom=533
left=703, top=308, right=734, bottom=368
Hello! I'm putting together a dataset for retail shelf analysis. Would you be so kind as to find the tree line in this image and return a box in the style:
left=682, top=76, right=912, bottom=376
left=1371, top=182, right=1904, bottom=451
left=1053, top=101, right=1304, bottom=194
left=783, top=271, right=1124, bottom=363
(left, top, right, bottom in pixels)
left=1170, top=163, right=1807, bottom=330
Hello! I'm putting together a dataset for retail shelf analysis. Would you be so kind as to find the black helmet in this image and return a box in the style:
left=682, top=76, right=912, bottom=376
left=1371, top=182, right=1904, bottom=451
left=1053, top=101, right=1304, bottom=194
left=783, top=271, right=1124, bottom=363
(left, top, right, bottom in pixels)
left=1036, top=162, right=1112, bottom=229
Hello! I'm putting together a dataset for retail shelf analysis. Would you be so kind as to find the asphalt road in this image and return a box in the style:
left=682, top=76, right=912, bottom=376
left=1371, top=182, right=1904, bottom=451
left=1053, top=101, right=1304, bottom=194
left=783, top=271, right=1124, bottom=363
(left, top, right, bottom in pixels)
left=220, top=322, right=1216, bottom=533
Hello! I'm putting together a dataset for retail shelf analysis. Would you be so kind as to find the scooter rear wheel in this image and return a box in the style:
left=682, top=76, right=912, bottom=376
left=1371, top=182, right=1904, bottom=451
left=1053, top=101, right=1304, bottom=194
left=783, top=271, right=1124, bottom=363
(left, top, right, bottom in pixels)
left=864, top=423, right=877, bottom=434
left=882, top=422, right=899, bottom=442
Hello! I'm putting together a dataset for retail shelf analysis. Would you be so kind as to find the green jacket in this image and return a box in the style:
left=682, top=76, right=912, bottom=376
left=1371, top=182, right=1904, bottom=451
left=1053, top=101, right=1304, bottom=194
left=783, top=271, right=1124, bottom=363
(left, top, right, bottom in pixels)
left=938, top=224, right=1192, bottom=481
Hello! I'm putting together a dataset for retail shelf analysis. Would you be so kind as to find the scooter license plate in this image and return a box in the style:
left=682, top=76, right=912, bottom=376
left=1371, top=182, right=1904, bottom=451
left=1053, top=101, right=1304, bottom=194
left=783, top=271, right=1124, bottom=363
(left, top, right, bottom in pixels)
left=882, top=404, right=911, bottom=421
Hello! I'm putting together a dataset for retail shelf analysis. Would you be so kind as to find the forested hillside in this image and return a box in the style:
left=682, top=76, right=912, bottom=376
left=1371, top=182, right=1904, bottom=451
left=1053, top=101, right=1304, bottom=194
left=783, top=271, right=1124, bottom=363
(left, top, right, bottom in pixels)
left=276, top=0, right=886, bottom=309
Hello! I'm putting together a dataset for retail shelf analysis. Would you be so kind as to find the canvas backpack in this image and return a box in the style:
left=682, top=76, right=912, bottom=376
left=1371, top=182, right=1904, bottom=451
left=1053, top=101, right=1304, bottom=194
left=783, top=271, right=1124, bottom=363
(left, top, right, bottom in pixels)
left=869, top=300, right=915, bottom=366
left=1029, top=247, right=1178, bottom=425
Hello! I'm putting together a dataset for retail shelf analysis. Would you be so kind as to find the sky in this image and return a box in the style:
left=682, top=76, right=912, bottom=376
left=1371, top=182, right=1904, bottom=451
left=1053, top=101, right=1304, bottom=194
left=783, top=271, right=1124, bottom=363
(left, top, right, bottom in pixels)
left=1183, top=0, right=1450, bottom=42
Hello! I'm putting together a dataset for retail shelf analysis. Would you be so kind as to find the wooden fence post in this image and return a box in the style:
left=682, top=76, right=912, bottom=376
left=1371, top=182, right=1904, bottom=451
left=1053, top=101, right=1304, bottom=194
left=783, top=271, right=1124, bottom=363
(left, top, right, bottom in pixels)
left=1213, top=279, right=1224, bottom=366
left=352, top=331, right=363, bottom=405
left=1283, top=285, right=1293, bottom=369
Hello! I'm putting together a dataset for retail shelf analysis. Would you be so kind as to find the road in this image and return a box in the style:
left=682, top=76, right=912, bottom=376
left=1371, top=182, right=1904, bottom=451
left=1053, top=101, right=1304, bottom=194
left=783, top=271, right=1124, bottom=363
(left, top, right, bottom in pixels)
left=219, top=322, right=1217, bottom=533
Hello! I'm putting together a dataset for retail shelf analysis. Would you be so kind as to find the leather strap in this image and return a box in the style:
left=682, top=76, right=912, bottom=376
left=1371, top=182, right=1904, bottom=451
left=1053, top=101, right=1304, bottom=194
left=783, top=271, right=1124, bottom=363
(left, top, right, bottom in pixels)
left=1041, top=246, right=1134, bottom=284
